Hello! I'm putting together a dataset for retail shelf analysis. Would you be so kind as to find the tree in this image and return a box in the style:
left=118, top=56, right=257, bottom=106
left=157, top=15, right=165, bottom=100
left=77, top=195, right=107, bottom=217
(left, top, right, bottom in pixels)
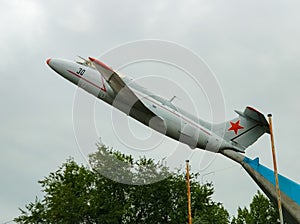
left=231, top=191, right=281, bottom=224
left=15, top=144, right=230, bottom=223
left=192, top=181, right=230, bottom=224
left=15, top=158, right=127, bottom=223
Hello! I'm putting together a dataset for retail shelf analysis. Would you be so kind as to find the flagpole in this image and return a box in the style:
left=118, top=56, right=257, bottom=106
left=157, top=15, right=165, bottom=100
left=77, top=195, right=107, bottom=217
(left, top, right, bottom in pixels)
left=186, top=160, right=192, bottom=224
left=268, top=114, right=284, bottom=224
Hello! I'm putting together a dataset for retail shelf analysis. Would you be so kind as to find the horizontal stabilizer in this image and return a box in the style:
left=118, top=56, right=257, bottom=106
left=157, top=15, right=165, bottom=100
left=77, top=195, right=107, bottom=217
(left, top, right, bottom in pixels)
left=214, top=106, right=270, bottom=152
left=236, top=106, right=270, bottom=134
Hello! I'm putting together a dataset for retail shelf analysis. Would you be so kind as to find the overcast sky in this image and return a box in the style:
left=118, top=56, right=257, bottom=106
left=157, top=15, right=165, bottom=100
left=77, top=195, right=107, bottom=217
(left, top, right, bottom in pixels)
left=1, top=0, right=300, bottom=222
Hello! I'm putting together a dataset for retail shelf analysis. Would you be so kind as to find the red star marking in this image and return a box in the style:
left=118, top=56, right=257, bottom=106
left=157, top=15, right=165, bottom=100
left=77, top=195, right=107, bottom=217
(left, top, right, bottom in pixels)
left=228, top=120, right=244, bottom=135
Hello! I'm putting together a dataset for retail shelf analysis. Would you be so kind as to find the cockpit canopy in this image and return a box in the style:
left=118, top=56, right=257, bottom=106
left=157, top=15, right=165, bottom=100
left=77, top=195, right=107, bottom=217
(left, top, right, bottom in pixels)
left=76, top=56, right=95, bottom=68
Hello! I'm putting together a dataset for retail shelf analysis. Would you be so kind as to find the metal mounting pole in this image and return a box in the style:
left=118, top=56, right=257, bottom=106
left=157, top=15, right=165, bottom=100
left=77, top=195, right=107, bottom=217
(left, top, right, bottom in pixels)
left=268, top=114, right=284, bottom=224
left=186, top=160, right=192, bottom=224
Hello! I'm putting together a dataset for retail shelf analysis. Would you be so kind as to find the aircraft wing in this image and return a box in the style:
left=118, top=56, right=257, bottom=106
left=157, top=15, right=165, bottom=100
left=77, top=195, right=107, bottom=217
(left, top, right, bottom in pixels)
left=89, top=57, right=166, bottom=132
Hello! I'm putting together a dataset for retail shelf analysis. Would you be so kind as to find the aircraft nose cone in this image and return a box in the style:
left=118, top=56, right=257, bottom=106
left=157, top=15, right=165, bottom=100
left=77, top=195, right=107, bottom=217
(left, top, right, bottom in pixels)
left=46, top=58, right=51, bottom=65
left=46, top=58, right=71, bottom=75
left=46, top=58, right=57, bottom=70
left=46, top=58, right=61, bottom=70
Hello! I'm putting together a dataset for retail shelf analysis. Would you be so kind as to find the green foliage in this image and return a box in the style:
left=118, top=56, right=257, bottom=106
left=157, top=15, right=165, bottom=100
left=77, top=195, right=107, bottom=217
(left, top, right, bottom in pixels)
left=15, top=144, right=229, bottom=223
left=231, top=191, right=281, bottom=224
left=15, top=145, right=283, bottom=224
left=16, top=197, right=46, bottom=223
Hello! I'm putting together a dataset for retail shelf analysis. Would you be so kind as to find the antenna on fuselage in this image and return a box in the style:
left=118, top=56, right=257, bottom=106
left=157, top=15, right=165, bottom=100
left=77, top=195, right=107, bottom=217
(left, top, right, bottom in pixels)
left=169, top=95, right=182, bottom=104
left=169, top=96, right=176, bottom=103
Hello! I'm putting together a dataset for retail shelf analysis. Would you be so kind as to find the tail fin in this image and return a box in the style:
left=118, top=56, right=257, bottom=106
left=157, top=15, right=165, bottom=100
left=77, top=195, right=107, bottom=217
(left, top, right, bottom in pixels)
left=214, top=106, right=270, bottom=152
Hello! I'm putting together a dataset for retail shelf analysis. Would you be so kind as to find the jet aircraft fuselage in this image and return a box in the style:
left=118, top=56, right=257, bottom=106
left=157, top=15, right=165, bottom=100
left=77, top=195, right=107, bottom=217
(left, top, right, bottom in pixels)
left=46, top=57, right=269, bottom=153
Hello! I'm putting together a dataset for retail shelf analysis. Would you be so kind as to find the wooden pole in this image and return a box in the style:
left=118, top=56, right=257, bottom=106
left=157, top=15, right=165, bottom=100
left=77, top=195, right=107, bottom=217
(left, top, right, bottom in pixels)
left=268, top=114, right=284, bottom=224
left=186, top=160, right=192, bottom=224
